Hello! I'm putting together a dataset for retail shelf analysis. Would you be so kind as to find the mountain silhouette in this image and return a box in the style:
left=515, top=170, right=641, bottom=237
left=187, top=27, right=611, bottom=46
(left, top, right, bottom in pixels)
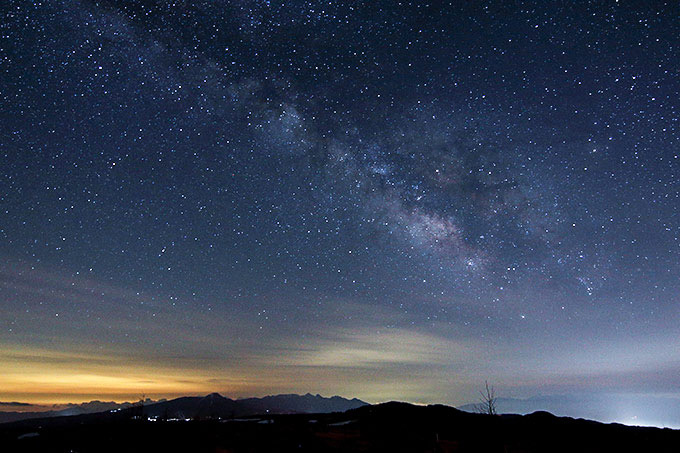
left=2, top=400, right=679, bottom=452
left=458, top=394, right=680, bottom=428
left=0, top=400, right=142, bottom=424
left=142, top=392, right=367, bottom=419
left=0, top=393, right=367, bottom=424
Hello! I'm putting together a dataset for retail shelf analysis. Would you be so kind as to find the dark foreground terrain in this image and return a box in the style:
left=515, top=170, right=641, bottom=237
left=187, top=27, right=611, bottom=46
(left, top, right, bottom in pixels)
left=2, top=402, right=679, bottom=452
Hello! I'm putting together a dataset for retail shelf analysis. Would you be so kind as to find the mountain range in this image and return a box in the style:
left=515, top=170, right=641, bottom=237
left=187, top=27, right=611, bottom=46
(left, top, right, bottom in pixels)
left=0, top=393, right=367, bottom=424
left=2, top=400, right=679, bottom=452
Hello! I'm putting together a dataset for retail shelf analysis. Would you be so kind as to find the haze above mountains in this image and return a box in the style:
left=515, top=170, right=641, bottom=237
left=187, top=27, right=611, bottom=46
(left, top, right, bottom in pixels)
left=458, top=394, right=680, bottom=429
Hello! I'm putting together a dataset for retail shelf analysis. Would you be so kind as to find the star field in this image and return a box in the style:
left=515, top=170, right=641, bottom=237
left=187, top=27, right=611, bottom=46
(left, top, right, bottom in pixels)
left=1, top=1, right=680, bottom=409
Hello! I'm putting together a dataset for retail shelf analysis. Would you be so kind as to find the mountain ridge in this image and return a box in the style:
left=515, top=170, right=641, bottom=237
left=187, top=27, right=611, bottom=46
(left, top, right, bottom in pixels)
left=2, top=400, right=678, bottom=452
left=0, top=393, right=367, bottom=425
left=458, top=394, right=680, bottom=428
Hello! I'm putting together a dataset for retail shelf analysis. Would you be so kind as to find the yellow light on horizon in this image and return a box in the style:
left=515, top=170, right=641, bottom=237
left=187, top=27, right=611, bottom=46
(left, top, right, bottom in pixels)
left=0, top=345, right=252, bottom=405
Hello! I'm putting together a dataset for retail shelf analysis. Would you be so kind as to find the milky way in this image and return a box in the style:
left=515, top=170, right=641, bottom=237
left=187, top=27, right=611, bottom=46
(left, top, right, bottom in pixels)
left=1, top=1, right=680, bottom=419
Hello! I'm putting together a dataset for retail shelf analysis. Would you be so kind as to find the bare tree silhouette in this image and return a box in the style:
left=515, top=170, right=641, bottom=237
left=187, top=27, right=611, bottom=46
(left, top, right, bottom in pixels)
left=130, top=393, right=146, bottom=420
left=475, top=381, right=497, bottom=416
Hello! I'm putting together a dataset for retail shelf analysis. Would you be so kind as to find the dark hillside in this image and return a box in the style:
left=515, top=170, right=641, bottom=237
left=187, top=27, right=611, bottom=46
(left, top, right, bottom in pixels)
left=2, top=401, right=678, bottom=452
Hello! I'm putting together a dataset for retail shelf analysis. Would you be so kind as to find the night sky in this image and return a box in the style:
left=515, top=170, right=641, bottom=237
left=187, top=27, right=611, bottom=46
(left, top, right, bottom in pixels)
left=2, top=0, right=680, bottom=421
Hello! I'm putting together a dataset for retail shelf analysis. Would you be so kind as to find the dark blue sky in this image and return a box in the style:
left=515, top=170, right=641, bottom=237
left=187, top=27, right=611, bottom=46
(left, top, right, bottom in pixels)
left=1, top=0, right=679, bottom=421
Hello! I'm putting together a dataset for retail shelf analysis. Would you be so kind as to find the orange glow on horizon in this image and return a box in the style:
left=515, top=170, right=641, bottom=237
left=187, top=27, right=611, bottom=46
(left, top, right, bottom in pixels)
left=0, top=345, right=256, bottom=405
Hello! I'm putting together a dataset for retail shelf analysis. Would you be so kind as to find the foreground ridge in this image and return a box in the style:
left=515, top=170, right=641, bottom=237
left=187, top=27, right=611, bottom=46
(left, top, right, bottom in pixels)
left=1, top=401, right=678, bottom=452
